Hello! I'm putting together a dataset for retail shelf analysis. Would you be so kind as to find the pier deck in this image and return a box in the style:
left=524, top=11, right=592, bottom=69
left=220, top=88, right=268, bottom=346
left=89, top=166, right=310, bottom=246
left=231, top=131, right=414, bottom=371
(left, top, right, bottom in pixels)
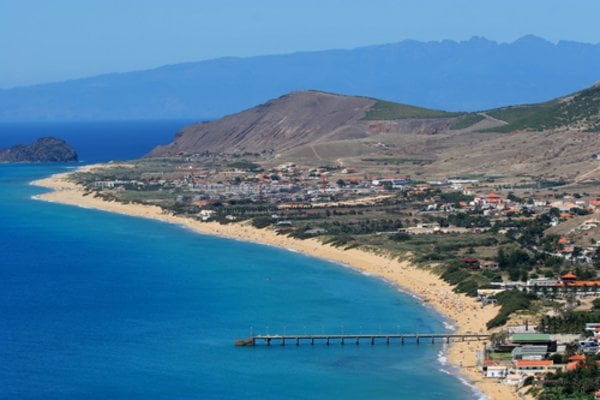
left=235, top=333, right=489, bottom=347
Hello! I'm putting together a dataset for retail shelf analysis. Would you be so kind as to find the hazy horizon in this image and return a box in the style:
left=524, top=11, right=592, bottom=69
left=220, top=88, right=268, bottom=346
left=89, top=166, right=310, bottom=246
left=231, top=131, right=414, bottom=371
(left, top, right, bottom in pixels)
left=2, top=0, right=600, bottom=89
left=1, top=34, right=598, bottom=91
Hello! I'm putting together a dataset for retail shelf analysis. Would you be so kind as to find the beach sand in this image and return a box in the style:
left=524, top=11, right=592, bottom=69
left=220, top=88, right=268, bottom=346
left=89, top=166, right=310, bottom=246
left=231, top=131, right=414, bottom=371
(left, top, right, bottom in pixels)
left=33, top=168, right=525, bottom=400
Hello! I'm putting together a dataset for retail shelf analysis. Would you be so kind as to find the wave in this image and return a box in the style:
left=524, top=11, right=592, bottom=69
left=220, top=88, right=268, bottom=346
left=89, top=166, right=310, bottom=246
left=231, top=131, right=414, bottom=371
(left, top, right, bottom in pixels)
left=444, top=321, right=457, bottom=332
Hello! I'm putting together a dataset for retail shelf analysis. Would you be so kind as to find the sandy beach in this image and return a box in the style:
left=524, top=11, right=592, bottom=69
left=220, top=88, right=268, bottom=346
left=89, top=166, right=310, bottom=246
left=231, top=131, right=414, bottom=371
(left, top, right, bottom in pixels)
left=33, top=167, right=523, bottom=400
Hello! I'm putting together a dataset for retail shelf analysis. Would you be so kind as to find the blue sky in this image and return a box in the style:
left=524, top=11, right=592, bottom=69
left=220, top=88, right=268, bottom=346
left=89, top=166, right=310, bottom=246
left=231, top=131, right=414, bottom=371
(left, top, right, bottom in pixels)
left=1, top=0, right=599, bottom=88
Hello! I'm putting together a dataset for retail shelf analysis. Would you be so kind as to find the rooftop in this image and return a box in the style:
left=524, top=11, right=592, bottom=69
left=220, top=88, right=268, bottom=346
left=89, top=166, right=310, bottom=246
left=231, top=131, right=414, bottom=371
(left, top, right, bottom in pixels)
left=511, top=333, right=551, bottom=343
left=515, top=360, right=553, bottom=367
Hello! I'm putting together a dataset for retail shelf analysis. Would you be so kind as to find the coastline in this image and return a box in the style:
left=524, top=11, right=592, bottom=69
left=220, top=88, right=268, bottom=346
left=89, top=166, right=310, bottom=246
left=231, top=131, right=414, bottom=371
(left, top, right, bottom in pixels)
left=32, top=167, right=522, bottom=400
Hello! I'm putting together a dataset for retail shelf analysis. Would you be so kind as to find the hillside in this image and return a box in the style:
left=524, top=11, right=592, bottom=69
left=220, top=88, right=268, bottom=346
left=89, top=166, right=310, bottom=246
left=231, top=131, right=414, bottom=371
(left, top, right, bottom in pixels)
left=148, top=87, right=600, bottom=183
left=147, top=91, right=464, bottom=158
left=485, top=83, right=600, bottom=132
left=148, top=92, right=377, bottom=156
left=2, top=36, right=600, bottom=121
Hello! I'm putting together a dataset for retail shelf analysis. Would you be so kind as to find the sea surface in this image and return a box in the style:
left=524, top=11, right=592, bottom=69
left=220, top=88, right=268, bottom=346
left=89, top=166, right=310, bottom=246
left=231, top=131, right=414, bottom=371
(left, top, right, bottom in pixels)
left=0, top=121, right=478, bottom=399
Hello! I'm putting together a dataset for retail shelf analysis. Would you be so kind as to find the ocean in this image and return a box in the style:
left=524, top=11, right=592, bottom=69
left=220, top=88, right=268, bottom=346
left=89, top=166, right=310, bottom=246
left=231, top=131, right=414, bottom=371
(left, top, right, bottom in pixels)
left=0, top=121, right=478, bottom=399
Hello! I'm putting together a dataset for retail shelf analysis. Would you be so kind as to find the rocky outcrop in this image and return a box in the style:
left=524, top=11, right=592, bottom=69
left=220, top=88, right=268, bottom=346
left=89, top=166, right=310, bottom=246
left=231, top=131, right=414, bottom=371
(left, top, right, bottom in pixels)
left=0, top=137, right=78, bottom=162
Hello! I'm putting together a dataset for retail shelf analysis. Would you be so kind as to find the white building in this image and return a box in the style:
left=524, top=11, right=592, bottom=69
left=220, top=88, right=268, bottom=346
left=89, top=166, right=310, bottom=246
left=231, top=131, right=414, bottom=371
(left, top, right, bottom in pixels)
left=486, top=366, right=508, bottom=378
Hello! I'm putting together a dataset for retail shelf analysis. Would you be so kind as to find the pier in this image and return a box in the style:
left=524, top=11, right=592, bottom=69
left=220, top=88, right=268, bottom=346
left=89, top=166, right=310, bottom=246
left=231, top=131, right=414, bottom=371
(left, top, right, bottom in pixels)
left=235, top=333, right=489, bottom=347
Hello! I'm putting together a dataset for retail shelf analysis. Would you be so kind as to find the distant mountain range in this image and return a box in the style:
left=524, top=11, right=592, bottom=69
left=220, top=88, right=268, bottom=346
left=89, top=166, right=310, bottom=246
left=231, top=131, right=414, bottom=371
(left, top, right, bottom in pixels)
left=1, top=35, right=600, bottom=122
left=148, top=85, right=600, bottom=182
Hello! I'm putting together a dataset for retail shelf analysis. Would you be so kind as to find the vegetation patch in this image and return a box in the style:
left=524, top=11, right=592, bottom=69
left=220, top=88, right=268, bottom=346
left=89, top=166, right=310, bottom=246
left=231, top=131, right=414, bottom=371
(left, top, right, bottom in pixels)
left=228, top=160, right=261, bottom=171
left=485, top=85, right=600, bottom=132
left=449, top=113, right=485, bottom=130
left=487, top=290, right=536, bottom=329
left=363, top=100, right=461, bottom=120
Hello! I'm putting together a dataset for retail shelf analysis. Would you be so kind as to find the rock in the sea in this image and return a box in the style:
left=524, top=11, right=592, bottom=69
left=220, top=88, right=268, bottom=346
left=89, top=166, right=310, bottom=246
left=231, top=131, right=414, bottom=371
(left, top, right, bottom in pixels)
left=0, top=137, right=78, bottom=162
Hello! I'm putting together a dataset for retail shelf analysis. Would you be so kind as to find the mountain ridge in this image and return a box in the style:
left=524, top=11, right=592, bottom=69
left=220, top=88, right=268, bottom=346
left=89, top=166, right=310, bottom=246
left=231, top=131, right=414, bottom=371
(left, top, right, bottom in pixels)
left=2, top=36, right=600, bottom=121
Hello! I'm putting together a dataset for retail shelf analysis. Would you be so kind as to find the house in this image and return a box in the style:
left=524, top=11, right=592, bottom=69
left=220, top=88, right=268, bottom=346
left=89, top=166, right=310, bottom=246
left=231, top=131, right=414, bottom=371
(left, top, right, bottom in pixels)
left=594, top=391, right=600, bottom=400
left=477, top=288, right=505, bottom=302
left=562, top=272, right=577, bottom=282
left=513, top=359, right=553, bottom=375
left=556, top=273, right=600, bottom=296
left=568, top=354, right=587, bottom=363
left=566, top=354, right=587, bottom=370
left=579, top=337, right=600, bottom=353
left=585, top=323, right=600, bottom=332
left=458, top=257, right=480, bottom=270
left=474, top=192, right=504, bottom=208
left=511, top=345, right=548, bottom=361
left=199, top=209, right=216, bottom=221
left=486, top=365, right=508, bottom=378
left=480, top=260, right=499, bottom=270
left=558, top=236, right=571, bottom=245
left=566, top=361, right=580, bottom=371
left=505, top=374, right=524, bottom=386
left=511, top=333, right=552, bottom=346
left=527, top=278, right=559, bottom=287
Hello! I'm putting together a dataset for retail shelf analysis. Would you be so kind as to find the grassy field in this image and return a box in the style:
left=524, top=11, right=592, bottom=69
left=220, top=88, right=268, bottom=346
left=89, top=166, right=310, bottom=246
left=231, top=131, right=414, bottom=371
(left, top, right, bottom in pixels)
left=363, top=100, right=461, bottom=120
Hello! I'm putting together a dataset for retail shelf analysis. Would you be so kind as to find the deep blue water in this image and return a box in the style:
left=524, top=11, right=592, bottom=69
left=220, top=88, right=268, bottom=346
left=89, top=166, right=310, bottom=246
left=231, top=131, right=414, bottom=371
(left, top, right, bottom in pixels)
left=0, top=122, right=477, bottom=399
left=0, top=120, right=195, bottom=163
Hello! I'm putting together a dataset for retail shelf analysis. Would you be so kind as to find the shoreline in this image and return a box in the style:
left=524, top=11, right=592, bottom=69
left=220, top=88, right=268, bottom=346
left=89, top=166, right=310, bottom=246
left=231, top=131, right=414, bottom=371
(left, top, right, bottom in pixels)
left=32, top=167, right=523, bottom=400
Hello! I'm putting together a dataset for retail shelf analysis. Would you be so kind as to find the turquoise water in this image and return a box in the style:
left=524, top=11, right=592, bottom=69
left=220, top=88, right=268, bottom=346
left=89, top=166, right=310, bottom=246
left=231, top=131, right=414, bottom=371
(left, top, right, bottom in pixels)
left=0, top=124, right=478, bottom=399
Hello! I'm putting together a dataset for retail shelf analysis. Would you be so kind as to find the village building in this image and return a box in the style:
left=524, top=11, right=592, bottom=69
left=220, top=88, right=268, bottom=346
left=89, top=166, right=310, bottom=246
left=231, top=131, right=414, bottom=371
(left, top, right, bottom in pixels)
left=556, top=273, right=600, bottom=296
left=473, top=192, right=504, bottom=208
left=513, top=359, right=554, bottom=375
left=480, top=260, right=499, bottom=270
left=486, top=366, right=508, bottom=379
left=511, top=345, right=548, bottom=361
left=510, top=333, right=553, bottom=347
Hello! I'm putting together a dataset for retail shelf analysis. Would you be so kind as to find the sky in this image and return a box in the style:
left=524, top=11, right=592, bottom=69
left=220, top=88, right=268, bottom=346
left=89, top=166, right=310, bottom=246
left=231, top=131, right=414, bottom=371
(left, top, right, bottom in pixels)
left=1, top=0, right=600, bottom=89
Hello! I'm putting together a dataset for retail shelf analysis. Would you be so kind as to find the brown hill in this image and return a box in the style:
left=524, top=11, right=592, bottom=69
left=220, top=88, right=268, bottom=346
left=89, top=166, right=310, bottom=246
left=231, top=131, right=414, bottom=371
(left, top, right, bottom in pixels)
left=147, top=89, right=600, bottom=183
left=148, top=91, right=377, bottom=157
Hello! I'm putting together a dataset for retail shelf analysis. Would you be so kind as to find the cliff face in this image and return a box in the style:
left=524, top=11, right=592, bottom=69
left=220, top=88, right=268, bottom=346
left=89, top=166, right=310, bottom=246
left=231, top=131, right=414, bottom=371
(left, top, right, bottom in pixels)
left=0, top=137, right=78, bottom=162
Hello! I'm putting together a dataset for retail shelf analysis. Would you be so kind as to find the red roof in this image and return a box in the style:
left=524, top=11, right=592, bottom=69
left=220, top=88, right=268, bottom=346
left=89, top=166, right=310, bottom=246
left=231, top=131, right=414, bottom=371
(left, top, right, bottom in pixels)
left=487, top=192, right=502, bottom=198
left=567, top=281, right=600, bottom=287
left=562, top=272, right=577, bottom=280
left=558, top=236, right=570, bottom=244
left=567, top=361, right=579, bottom=371
left=568, top=354, right=587, bottom=362
left=515, top=360, right=553, bottom=367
